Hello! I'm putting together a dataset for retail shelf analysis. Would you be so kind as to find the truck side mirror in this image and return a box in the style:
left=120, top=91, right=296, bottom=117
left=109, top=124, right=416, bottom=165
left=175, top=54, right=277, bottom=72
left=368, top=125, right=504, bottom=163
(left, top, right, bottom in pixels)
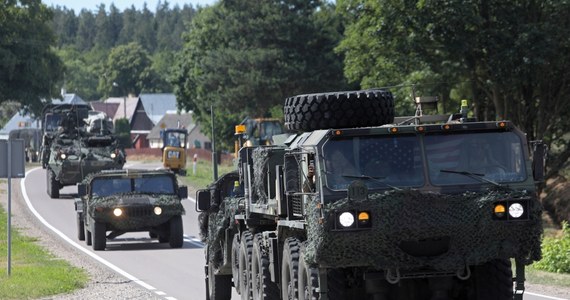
left=531, top=140, right=547, bottom=182
left=196, top=189, right=211, bottom=212
left=178, top=186, right=188, bottom=199
left=77, top=183, right=87, bottom=197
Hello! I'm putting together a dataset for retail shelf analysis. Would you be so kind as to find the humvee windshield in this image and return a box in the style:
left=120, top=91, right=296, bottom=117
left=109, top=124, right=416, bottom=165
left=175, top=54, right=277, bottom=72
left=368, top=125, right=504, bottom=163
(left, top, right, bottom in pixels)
left=322, top=131, right=526, bottom=190
left=91, top=174, right=175, bottom=197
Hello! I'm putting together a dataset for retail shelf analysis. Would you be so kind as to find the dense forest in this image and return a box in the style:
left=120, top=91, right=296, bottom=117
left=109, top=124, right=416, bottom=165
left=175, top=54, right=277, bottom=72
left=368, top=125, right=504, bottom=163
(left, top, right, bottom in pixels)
left=2, top=0, right=570, bottom=208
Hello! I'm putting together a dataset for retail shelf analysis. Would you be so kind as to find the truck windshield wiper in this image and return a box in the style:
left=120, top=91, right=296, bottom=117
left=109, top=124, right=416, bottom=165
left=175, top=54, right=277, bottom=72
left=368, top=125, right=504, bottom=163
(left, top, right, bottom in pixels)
left=440, top=169, right=502, bottom=187
left=341, top=173, right=401, bottom=191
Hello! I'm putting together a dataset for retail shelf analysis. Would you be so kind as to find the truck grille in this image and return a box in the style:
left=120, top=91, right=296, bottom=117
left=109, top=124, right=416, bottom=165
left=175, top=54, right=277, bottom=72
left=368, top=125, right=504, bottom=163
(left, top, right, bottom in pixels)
left=123, top=206, right=153, bottom=217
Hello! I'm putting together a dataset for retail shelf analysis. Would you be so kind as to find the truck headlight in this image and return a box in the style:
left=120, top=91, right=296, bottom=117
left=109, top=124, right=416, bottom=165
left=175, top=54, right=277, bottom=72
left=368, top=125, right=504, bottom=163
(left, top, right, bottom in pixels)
left=154, top=206, right=162, bottom=215
left=60, top=153, right=67, bottom=160
left=110, top=152, right=117, bottom=159
left=113, top=208, right=123, bottom=217
left=338, top=212, right=355, bottom=228
left=508, top=203, right=524, bottom=218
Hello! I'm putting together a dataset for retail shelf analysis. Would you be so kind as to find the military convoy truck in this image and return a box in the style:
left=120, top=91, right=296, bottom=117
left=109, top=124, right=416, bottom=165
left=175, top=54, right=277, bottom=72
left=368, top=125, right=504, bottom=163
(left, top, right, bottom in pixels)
left=75, top=169, right=188, bottom=250
left=41, top=103, right=126, bottom=198
left=196, top=89, right=545, bottom=300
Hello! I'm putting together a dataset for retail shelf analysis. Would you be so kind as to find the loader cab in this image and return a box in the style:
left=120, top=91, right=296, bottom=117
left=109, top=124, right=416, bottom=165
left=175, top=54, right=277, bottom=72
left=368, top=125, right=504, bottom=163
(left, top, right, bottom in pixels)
left=161, top=128, right=188, bottom=175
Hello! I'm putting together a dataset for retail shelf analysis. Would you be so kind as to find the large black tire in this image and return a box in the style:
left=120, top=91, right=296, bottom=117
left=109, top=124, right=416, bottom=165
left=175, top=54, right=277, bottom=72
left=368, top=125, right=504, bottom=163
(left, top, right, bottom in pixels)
left=238, top=231, right=253, bottom=300
left=298, top=250, right=319, bottom=300
left=284, top=89, right=395, bottom=132
left=85, top=228, right=92, bottom=246
left=169, top=215, right=184, bottom=248
left=77, top=213, right=85, bottom=241
left=281, top=237, right=301, bottom=300
left=232, top=233, right=241, bottom=294
left=47, top=169, right=59, bottom=199
left=471, top=259, right=513, bottom=300
left=207, top=245, right=232, bottom=300
left=92, top=222, right=106, bottom=251
left=251, top=233, right=279, bottom=299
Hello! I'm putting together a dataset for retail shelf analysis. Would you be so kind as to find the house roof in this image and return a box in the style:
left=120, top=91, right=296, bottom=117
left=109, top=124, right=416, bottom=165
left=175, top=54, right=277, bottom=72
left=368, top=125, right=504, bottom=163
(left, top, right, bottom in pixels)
left=139, top=93, right=177, bottom=125
left=90, top=101, right=120, bottom=119
left=105, top=96, right=139, bottom=123
left=147, top=112, right=194, bottom=140
left=50, top=93, right=87, bottom=105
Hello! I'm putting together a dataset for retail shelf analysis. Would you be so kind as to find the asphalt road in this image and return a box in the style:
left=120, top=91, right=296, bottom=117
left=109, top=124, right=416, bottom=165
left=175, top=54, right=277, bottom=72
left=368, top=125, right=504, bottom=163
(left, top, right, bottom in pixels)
left=20, top=162, right=567, bottom=300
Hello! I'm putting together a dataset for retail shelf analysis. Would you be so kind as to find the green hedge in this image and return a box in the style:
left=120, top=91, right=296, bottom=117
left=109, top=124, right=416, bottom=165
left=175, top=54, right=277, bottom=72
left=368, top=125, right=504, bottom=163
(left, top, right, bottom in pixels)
left=534, top=221, right=570, bottom=273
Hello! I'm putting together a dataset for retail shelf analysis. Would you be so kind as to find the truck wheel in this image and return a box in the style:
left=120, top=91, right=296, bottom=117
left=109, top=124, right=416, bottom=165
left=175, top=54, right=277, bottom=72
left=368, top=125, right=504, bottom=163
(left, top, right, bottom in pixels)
left=472, top=259, right=513, bottom=300
left=251, top=233, right=279, bottom=299
left=232, top=233, right=241, bottom=294
left=207, top=246, right=232, bottom=300
left=77, top=213, right=85, bottom=241
left=284, top=89, right=395, bottom=132
left=86, top=229, right=92, bottom=246
left=281, top=237, right=301, bottom=300
left=238, top=231, right=253, bottom=300
left=46, top=169, right=59, bottom=198
left=298, top=251, right=319, bottom=300
left=92, top=222, right=106, bottom=251
left=169, top=215, right=184, bottom=248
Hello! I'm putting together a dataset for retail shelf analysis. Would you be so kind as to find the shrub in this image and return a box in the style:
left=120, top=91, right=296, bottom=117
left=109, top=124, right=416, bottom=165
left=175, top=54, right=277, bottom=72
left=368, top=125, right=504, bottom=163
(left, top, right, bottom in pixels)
left=534, top=221, right=570, bottom=273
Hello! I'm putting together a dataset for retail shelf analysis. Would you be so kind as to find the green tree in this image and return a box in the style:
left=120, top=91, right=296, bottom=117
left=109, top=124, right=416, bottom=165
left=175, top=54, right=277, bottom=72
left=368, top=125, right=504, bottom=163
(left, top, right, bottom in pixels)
left=173, top=0, right=347, bottom=150
left=0, top=0, right=64, bottom=115
left=336, top=0, right=570, bottom=178
left=75, top=9, right=95, bottom=51
left=98, top=42, right=156, bottom=97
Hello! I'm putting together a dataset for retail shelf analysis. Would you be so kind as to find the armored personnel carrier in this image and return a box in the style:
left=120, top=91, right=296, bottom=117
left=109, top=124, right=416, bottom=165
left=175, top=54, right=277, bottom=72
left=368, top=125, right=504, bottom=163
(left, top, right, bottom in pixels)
left=42, top=104, right=126, bottom=198
left=197, top=89, right=545, bottom=300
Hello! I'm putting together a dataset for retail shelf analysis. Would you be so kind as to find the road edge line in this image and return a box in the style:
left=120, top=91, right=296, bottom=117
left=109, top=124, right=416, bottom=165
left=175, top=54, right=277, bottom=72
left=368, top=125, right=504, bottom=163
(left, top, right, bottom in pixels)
left=20, top=167, right=156, bottom=291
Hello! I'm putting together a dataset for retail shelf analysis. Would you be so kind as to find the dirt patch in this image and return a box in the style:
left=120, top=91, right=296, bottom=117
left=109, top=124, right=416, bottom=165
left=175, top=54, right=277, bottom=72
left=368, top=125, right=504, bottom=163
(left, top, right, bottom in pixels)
left=542, top=175, right=570, bottom=226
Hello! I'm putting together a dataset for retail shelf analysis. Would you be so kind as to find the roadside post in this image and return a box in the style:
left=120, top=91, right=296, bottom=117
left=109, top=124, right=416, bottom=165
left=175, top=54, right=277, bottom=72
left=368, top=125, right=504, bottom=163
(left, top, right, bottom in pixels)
left=0, top=139, right=26, bottom=276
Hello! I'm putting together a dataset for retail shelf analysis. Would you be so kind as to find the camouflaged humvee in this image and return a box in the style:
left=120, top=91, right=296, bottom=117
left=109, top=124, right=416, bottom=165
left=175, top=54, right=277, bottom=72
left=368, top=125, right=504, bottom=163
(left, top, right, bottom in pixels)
left=196, top=90, right=546, bottom=300
left=76, top=169, right=188, bottom=251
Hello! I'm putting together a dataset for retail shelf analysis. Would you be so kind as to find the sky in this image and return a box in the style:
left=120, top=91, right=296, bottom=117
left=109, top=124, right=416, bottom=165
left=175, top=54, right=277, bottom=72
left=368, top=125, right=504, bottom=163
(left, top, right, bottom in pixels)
left=41, top=0, right=216, bottom=12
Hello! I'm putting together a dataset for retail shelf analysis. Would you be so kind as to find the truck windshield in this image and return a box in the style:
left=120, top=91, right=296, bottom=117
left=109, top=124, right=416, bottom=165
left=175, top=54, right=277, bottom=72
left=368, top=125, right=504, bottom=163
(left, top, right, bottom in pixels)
left=91, top=175, right=175, bottom=197
left=323, top=135, right=424, bottom=190
left=425, top=131, right=526, bottom=185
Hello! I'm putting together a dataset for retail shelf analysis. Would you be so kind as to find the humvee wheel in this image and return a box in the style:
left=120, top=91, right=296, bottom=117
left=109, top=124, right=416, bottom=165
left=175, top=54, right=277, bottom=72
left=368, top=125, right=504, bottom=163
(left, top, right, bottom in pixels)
left=206, top=245, right=232, bottom=300
left=238, top=231, right=253, bottom=299
left=281, top=237, right=301, bottom=300
left=284, top=89, right=395, bottom=132
left=298, top=250, right=319, bottom=300
left=472, top=259, right=513, bottom=300
left=85, top=229, right=92, bottom=246
left=77, top=213, right=85, bottom=241
left=47, top=169, right=59, bottom=198
left=168, top=215, right=184, bottom=248
left=231, top=233, right=241, bottom=294
left=251, top=233, right=279, bottom=299
left=92, top=222, right=106, bottom=251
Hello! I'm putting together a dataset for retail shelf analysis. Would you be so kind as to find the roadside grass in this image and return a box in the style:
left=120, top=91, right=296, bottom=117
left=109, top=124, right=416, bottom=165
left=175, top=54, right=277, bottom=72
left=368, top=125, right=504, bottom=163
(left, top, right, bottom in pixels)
left=180, top=159, right=235, bottom=189
left=0, top=195, right=88, bottom=299
left=526, top=264, right=570, bottom=288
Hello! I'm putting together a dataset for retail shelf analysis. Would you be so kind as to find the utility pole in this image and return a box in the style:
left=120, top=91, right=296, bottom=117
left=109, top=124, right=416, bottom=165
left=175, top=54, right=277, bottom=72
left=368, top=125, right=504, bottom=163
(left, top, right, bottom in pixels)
left=211, top=105, right=218, bottom=181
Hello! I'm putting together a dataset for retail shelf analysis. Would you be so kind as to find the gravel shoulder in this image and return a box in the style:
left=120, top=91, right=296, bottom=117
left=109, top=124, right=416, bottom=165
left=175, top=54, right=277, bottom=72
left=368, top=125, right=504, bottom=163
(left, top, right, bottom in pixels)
left=0, top=178, right=161, bottom=300
left=2, top=173, right=570, bottom=300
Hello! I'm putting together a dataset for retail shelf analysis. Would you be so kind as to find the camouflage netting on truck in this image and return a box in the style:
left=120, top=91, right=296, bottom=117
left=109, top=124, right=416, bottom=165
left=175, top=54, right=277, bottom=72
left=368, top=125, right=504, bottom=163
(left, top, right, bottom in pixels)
left=304, top=188, right=542, bottom=271
left=252, top=147, right=272, bottom=204
left=205, top=196, right=243, bottom=267
left=87, top=193, right=185, bottom=230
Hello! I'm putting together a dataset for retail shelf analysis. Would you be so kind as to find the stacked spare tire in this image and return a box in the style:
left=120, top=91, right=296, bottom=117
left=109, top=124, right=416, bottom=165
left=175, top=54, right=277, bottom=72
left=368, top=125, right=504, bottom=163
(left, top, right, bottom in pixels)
left=284, top=89, right=395, bottom=132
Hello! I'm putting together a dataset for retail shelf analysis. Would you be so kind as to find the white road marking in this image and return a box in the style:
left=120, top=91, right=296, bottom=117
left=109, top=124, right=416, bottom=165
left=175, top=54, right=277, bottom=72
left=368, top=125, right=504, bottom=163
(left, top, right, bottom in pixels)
left=525, top=292, right=569, bottom=300
left=155, top=291, right=167, bottom=296
left=20, top=168, right=170, bottom=296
